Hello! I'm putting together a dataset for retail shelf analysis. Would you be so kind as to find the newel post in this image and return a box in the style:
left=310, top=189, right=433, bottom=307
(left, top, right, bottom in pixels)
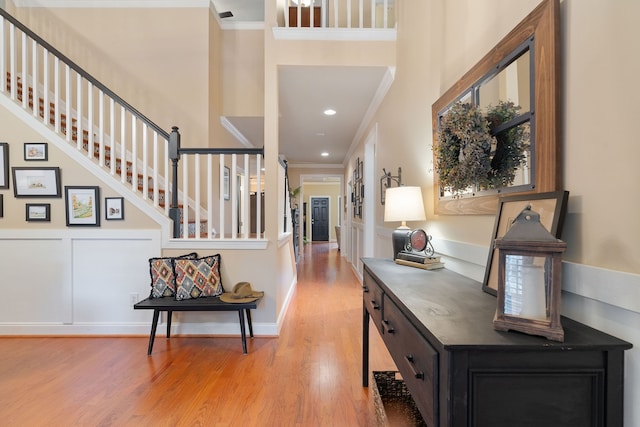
left=169, top=126, right=181, bottom=238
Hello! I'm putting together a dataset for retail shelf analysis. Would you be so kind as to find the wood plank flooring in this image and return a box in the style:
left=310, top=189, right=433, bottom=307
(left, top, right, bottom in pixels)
left=0, top=243, right=397, bottom=426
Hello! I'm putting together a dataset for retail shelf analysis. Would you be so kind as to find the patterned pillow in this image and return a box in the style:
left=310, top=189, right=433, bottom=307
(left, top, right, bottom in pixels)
left=148, top=252, right=198, bottom=298
left=174, top=255, right=223, bottom=301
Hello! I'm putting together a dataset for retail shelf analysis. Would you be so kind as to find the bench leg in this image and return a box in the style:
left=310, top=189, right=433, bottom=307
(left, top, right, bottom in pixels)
left=166, top=310, right=173, bottom=338
left=238, top=310, right=248, bottom=354
left=245, top=309, right=254, bottom=338
left=148, top=310, right=160, bottom=356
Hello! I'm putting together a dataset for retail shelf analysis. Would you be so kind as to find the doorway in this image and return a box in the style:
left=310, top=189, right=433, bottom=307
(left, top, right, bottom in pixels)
left=310, top=196, right=330, bottom=241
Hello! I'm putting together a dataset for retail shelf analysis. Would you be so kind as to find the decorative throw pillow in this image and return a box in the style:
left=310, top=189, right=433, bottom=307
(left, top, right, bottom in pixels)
left=174, top=254, right=223, bottom=301
left=148, top=252, right=198, bottom=298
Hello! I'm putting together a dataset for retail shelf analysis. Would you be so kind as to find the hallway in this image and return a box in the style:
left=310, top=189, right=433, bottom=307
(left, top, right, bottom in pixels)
left=0, top=243, right=397, bottom=426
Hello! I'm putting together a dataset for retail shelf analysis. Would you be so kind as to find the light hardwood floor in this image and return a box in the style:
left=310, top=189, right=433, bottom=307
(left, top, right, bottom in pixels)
left=0, top=243, right=397, bottom=426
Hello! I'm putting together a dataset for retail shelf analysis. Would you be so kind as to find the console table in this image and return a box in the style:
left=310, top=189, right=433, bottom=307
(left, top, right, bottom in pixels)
left=362, top=258, right=632, bottom=427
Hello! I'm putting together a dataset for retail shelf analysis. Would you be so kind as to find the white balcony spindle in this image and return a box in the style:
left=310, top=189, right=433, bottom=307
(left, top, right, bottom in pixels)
left=182, top=154, right=189, bottom=239
left=65, top=65, right=71, bottom=141
left=43, top=48, right=48, bottom=125
left=231, top=154, right=238, bottom=238
left=207, top=154, right=213, bottom=238
left=243, top=154, right=250, bottom=239
left=32, top=40, right=37, bottom=117
left=9, top=23, right=16, bottom=100
left=21, top=32, right=27, bottom=109
left=359, top=0, right=363, bottom=28
left=109, top=98, right=115, bottom=174
left=256, top=153, right=262, bottom=239
left=152, top=132, right=159, bottom=207
left=219, top=155, right=225, bottom=239
left=131, top=116, right=137, bottom=191
left=98, top=90, right=104, bottom=166
left=120, top=106, right=126, bottom=183
left=163, top=137, right=169, bottom=215
left=0, top=18, right=5, bottom=93
left=142, top=123, right=148, bottom=199
left=87, top=81, right=93, bottom=158
left=76, top=73, right=82, bottom=149
left=194, top=153, right=201, bottom=239
left=54, top=57, right=60, bottom=132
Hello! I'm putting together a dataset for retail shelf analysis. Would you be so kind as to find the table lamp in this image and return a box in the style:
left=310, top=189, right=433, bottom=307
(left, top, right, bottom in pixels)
left=384, top=186, right=426, bottom=259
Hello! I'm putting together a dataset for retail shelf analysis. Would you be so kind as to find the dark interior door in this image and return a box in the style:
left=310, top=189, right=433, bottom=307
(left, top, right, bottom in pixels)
left=311, top=197, right=329, bottom=241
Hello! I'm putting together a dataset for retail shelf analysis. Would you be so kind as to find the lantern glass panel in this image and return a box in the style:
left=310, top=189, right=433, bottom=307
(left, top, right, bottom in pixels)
left=504, top=254, right=549, bottom=320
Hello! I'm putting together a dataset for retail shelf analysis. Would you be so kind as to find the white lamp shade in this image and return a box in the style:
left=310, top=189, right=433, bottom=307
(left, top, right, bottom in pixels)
left=384, top=186, right=426, bottom=223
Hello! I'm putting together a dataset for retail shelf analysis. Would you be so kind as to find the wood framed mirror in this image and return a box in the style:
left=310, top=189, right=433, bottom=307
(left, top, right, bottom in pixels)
left=431, top=0, right=560, bottom=215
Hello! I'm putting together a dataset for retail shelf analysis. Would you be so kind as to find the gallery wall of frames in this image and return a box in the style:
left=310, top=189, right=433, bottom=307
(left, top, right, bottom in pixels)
left=0, top=141, right=124, bottom=225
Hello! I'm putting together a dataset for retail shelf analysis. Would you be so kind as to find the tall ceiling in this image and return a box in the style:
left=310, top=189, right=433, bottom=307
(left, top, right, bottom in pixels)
left=212, top=0, right=391, bottom=167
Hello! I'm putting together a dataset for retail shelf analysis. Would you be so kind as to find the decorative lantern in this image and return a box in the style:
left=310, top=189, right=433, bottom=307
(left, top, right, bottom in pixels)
left=493, top=205, right=567, bottom=342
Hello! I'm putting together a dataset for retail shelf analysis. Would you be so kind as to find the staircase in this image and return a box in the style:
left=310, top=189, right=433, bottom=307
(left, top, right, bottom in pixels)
left=1, top=9, right=267, bottom=242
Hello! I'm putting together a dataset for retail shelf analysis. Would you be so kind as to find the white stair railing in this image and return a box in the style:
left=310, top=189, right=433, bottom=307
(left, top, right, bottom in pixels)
left=284, top=0, right=395, bottom=29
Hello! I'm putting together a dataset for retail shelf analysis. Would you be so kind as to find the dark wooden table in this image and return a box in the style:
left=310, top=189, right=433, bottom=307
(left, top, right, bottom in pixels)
left=362, top=258, right=632, bottom=427
left=134, top=296, right=260, bottom=355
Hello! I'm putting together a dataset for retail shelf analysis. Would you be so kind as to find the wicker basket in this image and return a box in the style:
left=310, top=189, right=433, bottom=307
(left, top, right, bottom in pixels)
left=372, top=371, right=427, bottom=427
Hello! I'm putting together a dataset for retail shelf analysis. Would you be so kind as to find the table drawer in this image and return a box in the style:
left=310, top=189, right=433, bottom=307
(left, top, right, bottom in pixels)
left=382, top=296, right=438, bottom=427
left=363, top=270, right=384, bottom=330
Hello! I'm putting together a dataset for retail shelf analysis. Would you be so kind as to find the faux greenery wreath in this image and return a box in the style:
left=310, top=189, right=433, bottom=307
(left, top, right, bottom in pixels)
left=435, top=100, right=528, bottom=194
left=435, top=102, right=492, bottom=193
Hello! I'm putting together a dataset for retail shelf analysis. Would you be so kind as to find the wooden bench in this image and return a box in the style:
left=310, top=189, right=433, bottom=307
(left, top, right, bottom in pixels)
left=133, top=296, right=261, bottom=355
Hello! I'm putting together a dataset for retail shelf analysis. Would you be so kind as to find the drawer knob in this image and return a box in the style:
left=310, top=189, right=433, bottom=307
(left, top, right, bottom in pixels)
left=383, top=320, right=395, bottom=334
left=405, top=355, right=425, bottom=380
left=371, top=300, right=380, bottom=310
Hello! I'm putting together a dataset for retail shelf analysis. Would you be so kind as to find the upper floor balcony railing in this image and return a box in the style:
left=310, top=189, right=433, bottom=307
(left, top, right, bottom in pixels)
left=281, top=0, right=395, bottom=30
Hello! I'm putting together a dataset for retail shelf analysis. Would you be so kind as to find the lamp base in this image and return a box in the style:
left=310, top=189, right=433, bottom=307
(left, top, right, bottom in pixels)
left=391, top=227, right=410, bottom=260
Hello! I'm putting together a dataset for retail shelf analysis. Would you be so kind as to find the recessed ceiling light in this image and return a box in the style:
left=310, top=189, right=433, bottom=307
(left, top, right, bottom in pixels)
left=324, top=109, right=336, bottom=116
left=321, top=152, right=329, bottom=157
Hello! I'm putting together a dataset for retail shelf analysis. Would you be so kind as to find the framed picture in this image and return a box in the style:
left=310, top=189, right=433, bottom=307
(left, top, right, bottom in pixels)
left=12, top=167, right=61, bottom=197
left=482, top=191, right=569, bottom=295
left=0, top=194, right=3, bottom=217
left=26, top=203, right=51, bottom=222
left=65, top=186, right=100, bottom=226
left=223, top=166, right=230, bottom=200
left=0, top=142, right=9, bottom=189
left=105, top=197, right=124, bottom=220
left=24, top=143, right=48, bottom=161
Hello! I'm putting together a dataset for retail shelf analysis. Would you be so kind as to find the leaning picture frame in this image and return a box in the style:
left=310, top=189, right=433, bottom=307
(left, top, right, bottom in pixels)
left=0, top=142, right=9, bottom=189
left=105, top=197, right=124, bottom=220
left=26, top=203, right=51, bottom=222
left=482, top=190, right=569, bottom=296
left=65, top=186, right=100, bottom=226
left=12, top=167, right=61, bottom=197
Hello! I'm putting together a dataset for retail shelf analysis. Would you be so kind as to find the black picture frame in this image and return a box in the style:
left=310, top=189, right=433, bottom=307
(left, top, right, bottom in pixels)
left=26, top=203, right=51, bottom=221
left=12, top=167, right=61, bottom=198
left=105, top=197, right=124, bottom=220
left=65, top=186, right=100, bottom=226
left=482, top=190, right=569, bottom=295
left=0, top=194, right=3, bottom=217
left=0, top=142, right=9, bottom=190
left=24, top=142, right=48, bottom=161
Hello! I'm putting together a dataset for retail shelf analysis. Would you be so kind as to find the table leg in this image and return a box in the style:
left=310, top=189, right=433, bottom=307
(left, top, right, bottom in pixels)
left=148, top=310, right=160, bottom=356
left=166, top=310, right=173, bottom=338
left=362, top=303, right=370, bottom=387
left=238, top=310, right=248, bottom=354
left=245, top=309, right=254, bottom=338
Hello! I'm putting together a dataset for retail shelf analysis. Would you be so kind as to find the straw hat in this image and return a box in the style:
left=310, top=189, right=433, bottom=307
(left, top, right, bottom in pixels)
left=220, top=282, right=264, bottom=303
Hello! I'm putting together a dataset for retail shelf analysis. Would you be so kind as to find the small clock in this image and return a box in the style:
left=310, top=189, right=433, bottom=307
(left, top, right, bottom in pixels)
left=406, top=228, right=428, bottom=252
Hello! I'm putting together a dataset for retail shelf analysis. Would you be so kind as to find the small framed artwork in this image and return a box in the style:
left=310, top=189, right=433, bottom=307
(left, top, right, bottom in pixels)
left=223, top=166, right=230, bottom=200
left=26, top=203, right=51, bottom=222
left=0, top=194, right=3, bottom=217
left=65, top=186, right=100, bottom=226
left=12, top=167, right=61, bottom=198
left=0, top=142, right=9, bottom=189
left=24, top=143, right=48, bottom=161
left=482, top=191, right=569, bottom=296
left=105, top=197, right=124, bottom=220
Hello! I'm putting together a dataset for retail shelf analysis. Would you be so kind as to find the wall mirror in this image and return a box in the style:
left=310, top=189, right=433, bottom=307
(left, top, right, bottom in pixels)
left=431, top=0, right=560, bottom=215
